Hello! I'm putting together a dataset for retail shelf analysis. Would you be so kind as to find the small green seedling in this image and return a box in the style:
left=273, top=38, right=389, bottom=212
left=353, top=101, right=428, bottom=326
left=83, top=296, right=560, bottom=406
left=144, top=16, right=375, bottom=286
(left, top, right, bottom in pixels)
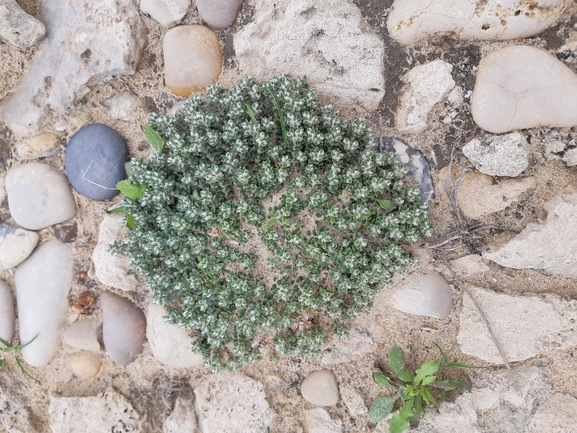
left=369, top=344, right=477, bottom=433
left=0, top=335, right=40, bottom=383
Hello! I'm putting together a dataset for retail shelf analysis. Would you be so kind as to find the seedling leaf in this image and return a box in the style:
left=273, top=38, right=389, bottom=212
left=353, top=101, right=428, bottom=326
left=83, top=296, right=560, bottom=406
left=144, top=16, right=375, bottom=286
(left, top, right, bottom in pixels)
left=399, top=398, right=414, bottom=419
left=116, top=180, right=145, bottom=199
left=378, top=199, right=392, bottom=209
left=421, top=375, right=436, bottom=386
left=396, top=371, right=415, bottom=382
left=369, top=397, right=396, bottom=423
left=390, top=345, right=405, bottom=375
left=16, top=356, right=40, bottom=384
left=245, top=104, right=258, bottom=124
left=407, top=395, right=423, bottom=422
left=389, top=413, right=410, bottom=433
left=414, top=360, right=440, bottom=385
left=446, top=361, right=479, bottom=369
left=141, top=125, right=165, bottom=152
left=373, top=372, right=390, bottom=387
left=126, top=215, right=136, bottom=230
left=107, top=206, right=125, bottom=214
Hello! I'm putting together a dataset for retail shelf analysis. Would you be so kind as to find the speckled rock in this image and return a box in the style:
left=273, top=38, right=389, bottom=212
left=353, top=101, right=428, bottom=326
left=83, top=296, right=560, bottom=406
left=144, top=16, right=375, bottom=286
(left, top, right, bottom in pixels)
left=197, top=0, right=243, bottom=28
left=105, top=92, right=144, bottom=121
left=17, top=133, right=60, bottom=159
left=65, top=124, right=128, bottom=201
left=471, top=45, right=577, bottom=133
left=163, top=397, right=198, bottom=433
left=147, top=303, right=204, bottom=368
left=6, top=162, right=77, bottom=230
left=67, top=351, right=102, bottom=379
left=140, top=0, right=190, bottom=27
left=0, top=281, right=15, bottom=342
left=463, top=132, right=529, bottom=177
left=163, top=25, right=222, bottom=97
left=63, top=319, right=101, bottom=352
left=0, top=387, right=34, bottom=433
left=0, top=0, right=46, bottom=48
left=304, top=408, right=343, bottom=433
left=301, top=370, right=340, bottom=406
left=101, top=292, right=146, bottom=366
left=14, top=240, right=73, bottom=367
left=391, top=271, right=452, bottom=319
left=449, top=255, right=490, bottom=278
left=562, top=148, right=577, bottom=167
left=0, top=224, right=39, bottom=269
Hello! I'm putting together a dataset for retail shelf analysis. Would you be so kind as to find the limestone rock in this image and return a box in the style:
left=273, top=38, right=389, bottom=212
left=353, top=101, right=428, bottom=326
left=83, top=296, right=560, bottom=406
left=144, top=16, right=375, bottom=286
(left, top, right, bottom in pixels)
left=301, top=370, right=339, bottom=406
left=527, top=393, right=577, bottom=433
left=320, top=329, right=373, bottom=365
left=562, top=148, right=577, bottom=167
left=163, top=25, right=222, bottom=97
left=304, top=408, right=343, bottom=433
left=197, top=0, right=243, bottom=29
left=0, top=224, right=39, bottom=269
left=67, top=351, right=102, bottom=379
left=18, top=133, right=60, bottom=160
left=471, top=46, right=577, bottom=134
left=234, top=0, right=385, bottom=113
left=106, top=92, right=144, bottom=121
left=92, top=214, right=137, bottom=290
left=0, top=386, right=33, bottom=433
left=0, top=281, right=15, bottom=342
left=164, top=397, right=198, bottom=433
left=340, top=386, right=367, bottom=416
left=396, top=60, right=455, bottom=134
left=458, top=287, right=577, bottom=364
left=391, top=271, right=452, bottom=319
left=147, top=303, right=204, bottom=368
left=14, top=240, right=73, bottom=367
left=462, top=133, right=529, bottom=177
left=140, top=0, right=190, bottom=27
left=101, top=292, right=146, bottom=366
left=49, top=390, right=141, bottom=433
left=387, top=0, right=569, bottom=45
left=483, top=193, right=577, bottom=278
left=0, top=0, right=146, bottom=137
left=63, top=319, right=101, bottom=352
left=449, top=255, right=490, bottom=278
left=194, top=371, right=275, bottom=433
left=6, top=162, right=77, bottom=230
left=0, top=0, right=46, bottom=48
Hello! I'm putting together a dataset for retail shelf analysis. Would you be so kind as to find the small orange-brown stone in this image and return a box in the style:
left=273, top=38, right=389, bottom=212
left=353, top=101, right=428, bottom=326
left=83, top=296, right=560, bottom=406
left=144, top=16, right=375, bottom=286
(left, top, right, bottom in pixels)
left=163, top=25, right=222, bottom=97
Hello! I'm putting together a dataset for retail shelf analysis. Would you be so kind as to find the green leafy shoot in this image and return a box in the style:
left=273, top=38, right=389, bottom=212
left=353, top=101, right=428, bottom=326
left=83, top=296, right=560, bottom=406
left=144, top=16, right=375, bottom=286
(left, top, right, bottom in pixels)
left=141, top=125, right=165, bottom=152
left=369, top=397, right=396, bottom=423
left=107, top=206, right=126, bottom=214
left=116, top=180, right=145, bottom=199
left=266, top=87, right=288, bottom=145
left=389, top=345, right=405, bottom=375
left=245, top=103, right=258, bottom=124
left=0, top=335, right=40, bottom=383
left=373, top=372, right=390, bottom=387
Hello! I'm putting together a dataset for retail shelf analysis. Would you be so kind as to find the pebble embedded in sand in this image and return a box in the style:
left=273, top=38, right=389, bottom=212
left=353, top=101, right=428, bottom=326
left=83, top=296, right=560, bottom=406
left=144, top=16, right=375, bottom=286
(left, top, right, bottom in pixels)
left=463, top=133, right=529, bottom=177
left=68, top=351, right=102, bottom=379
left=197, top=0, right=243, bottom=29
left=0, top=281, right=15, bottom=342
left=18, top=133, right=60, bottom=160
left=301, top=370, right=340, bottom=406
left=63, top=319, right=102, bottom=352
left=0, top=224, right=39, bottom=270
left=163, top=25, right=222, bottom=97
left=391, top=271, right=452, bottom=319
left=471, top=46, right=577, bottom=134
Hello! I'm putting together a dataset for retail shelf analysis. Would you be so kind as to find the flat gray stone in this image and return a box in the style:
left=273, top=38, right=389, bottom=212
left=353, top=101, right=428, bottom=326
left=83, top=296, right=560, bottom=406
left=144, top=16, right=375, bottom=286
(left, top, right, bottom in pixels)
left=301, top=370, right=339, bottom=406
left=0, top=224, right=39, bottom=269
left=391, top=271, right=452, bottom=319
left=164, top=397, right=198, bottom=433
left=63, top=319, right=101, bottom=352
left=197, top=0, right=242, bottom=29
left=463, top=132, right=529, bottom=177
left=0, top=281, right=15, bottom=342
left=0, top=0, right=46, bottom=48
left=6, top=162, right=77, bottom=231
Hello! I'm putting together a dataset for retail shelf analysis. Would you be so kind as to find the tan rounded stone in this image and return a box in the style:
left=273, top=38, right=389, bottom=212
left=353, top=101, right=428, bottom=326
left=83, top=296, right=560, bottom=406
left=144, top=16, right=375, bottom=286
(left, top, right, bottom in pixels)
left=68, top=351, right=102, bottom=379
left=301, top=369, right=339, bottom=406
left=163, top=25, right=222, bottom=97
left=18, top=133, right=60, bottom=159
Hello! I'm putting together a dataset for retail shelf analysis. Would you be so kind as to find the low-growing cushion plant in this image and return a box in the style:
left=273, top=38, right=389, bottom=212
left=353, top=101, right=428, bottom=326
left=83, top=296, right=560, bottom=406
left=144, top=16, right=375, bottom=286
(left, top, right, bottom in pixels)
left=111, top=76, right=434, bottom=370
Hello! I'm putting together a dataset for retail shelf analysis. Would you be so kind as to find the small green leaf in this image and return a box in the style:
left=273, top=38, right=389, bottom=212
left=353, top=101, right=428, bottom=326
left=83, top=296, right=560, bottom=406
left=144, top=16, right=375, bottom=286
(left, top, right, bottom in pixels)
left=369, top=397, right=396, bottom=423
left=15, top=356, right=40, bottom=384
left=389, top=413, right=410, bottom=433
left=0, top=358, right=4, bottom=370
left=373, top=372, right=390, bottom=387
left=407, top=395, right=423, bottom=422
left=421, top=375, right=436, bottom=386
left=422, top=387, right=437, bottom=405
left=126, top=215, right=136, bottom=230
left=389, top=345, right=405, bottom=375
left=107, top=206, right=126, bottom=214
left=399, top=398, right=414, bottom=419
left=125, top=162, right=135, bottom=176
left=399, top=386, right=411, bottom=401
left=377, top=199, right=392, bottom=209
left=245, top=104, right=258, bottom=124
left=396, top=371, right=415, bottom=382
left=116, top=180, right=145, bottom=199
left=0, top=337, right=10, bottom=349
left=446, top=361, right=479, bottom=369
left=141, top=125, right=165, bottom=152
left=414, top=360, right=440, bottom=385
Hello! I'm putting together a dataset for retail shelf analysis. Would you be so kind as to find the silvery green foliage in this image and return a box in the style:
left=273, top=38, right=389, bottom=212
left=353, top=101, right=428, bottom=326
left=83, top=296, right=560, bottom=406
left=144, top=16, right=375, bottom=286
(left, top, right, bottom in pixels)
left=111, top=76, right=433, bottom=370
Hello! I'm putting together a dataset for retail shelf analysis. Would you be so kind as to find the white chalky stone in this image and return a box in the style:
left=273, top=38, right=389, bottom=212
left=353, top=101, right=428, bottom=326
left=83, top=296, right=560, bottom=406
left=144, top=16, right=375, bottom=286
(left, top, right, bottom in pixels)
left=471, top=45, right=577, bottom=134
left=6, top=162, right=77, bottom=231
left=140, top=0, right=190, bottom=27
left=0, top=281, right=15, bottom=342
left=462, top=132, right=529, bottom=177
left=301, top=370, right=340, bottom=406
left=0, top=224, right=39, bottom=269
left=15, top=240, right=73, bottom=367
left=391, top=271, right=452, bottom=319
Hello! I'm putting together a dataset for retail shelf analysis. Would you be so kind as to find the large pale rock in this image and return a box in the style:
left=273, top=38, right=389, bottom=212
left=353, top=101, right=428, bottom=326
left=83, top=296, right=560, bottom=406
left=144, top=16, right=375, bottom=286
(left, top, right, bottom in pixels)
left=0, top=0, right=46, bottom=48
left=301, top=370, right=340, bottom=406
left=14, top=240, right=73, bottom=367
left=527, top=393, right=577, bottom=433
left=387, top=0, right=569, bottom=45
left=163, top=25, right=222, bottom=97
left=304, top=408, right=343, bottom=433
left=101, top=292, right=146, bottom=366
left=483, top=193, right=577, bottom=278
left=462, top=133, right=529, bottom=177
left=0, top=0, right=146, bottom=137
left=147, top=303, right=204, bottom=368
left=140, top=0, right=190, bottom=27
left=458, top=287, right=577, bottom=364
left=0, top=224, right=39, bottom=269
left=197, top=0, right=243, bottom=29
left=471, top=46, right=577, bottom=134
left=234, top=0, right=385, bottom=113
left=92, top=214, right=137, bottom=290
left=391, top=271, right=452, bottom=319
left=164, top=397, right=198, bottom=433
left=0, top=281, right=15, bottom=342
left=49, top=390, right=141, bottom=433
left=6, top=162, right=77, bottom=230
left=194, top=372, right=275, bottom=433
left=396, top=60, right=455, bottom=134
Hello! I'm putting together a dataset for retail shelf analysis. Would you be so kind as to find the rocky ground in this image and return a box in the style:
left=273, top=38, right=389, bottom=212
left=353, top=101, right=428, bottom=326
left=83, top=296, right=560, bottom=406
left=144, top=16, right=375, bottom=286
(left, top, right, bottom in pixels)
left=1, top=0, right=577, bottom=432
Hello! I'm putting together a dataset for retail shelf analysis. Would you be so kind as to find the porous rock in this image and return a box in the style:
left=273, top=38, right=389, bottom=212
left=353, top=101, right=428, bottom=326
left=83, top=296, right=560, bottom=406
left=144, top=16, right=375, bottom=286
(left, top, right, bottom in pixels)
left=462, top=133, right=529, bottom=177
left=458, top=286, right=577, bottom=364
left=301, top=369, right=340, bottom=406
left=92, top=214, right=137, bottom=290
left=0, top=281, right=15, bottom=342
left=49, top=390, right=141, bottom=433
left=0, top=0, right=46, bottom=48
left=0, top=0, right=146, bottom=137
left=67, top=351, right=102, bottom=379
left=106, top=92, right=144, bottom=121
left=391, top=271, right=452, bottom=319
left=163, top=397, right=198, bottom=433
left=163, top=25, right=222, bottom=97
left=6, top=162, right=77, bottom=230
left=562, top=148, right=577, bottom=167
left=0, top=224, right=39, bottom=269
left=340, top=386, right=367, bottom=416
left=65, top=124, right=128, bottom=201
left=197, top=0, right=243, bottom=29
left=387, top=0, right=569, bottom=45
left=320, top=329, right=373, bottom=365
left=18, top=133, right=60, bottom=159
left=471, top=45, right=577, bottom=134
left=14, top=240, right=73, bottom=367
left=101, top=292, right=146, bottom=366
left=483, top=193, right=577, bottom=278
left=147, top=303, right=204, bottom=368
left=63, top=319, right=101, bottom=352
left=395, top=60, right=455, bottom=134
left=0, top=386, right=34, bottom=433
left=304, top=408, right=343, bottom=433
left=194, top=371, right=275, bottom=433
left=234, top=0, right=385, bottom=113
left=140, top=0, right=190, bottom=27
